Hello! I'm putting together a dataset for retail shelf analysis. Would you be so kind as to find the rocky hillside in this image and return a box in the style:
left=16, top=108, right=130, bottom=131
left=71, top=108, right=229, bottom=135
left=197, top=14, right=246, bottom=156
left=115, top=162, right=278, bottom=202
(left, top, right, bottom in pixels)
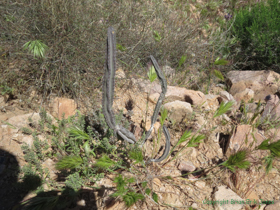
left=1, top=67, right=280, bottom=210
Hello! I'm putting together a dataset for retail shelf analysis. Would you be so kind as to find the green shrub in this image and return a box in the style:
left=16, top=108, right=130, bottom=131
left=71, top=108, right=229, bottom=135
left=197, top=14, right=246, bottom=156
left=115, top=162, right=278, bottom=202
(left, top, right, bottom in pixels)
left=228, top=0, right=280, bottom=70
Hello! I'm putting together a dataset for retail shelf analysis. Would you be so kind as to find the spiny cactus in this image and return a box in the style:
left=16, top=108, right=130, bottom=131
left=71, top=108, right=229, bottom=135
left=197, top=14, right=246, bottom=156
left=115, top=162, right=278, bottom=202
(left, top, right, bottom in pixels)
left=102, top=26, right=170, bottom=162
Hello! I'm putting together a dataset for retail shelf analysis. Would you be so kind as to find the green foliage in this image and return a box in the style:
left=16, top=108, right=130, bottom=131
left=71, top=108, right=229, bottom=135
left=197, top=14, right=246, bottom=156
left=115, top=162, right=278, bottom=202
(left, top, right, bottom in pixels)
left=128, top=148, right=144, bottom=164
left=0, top=84, right=14, bottom=95
left=112, top=175, right=144, bottom=207
left=257, top=139, right=280, bottom=173
left=258, top=139, right=280, bottom=157
left=220, top=150, right=250, bottom=172
left=23, top=40, right=48, bottom=59
left=95, top=154, right=116, bottom=169
left=214, top=101, right=234, bottom=118
left=123, top=192, right=145, bottom=207
left=178, top=55, right=187, bottom=68
left=214, top=57, right=229, bottom=66
left=173, top=130, right=192, bottom=151
left=145, top=188, right=151, bottom=196
left=21, top=127, right=33, bottom=135
left=187, top=134, right=205, bottom=147
left=65, top=172, right=84, bottom=191
left=116, top=43, right=126, bottom=51
left=22, top=195, right=58, bottom=210
left=153, top=30, right=162, bottom=42
left=56, top=156, right=83, bottom=170
left=213, top=70, right=224, bottom=81
left=160, top=108, right=168, bottom=126
left=68, top=126, right=90, bottom=141
left=228, top=0, right=280, bottom=69
left=264, top=155, right=274, bottom=174
left=113, top=175, right=129, bottom=196
left=147, top=65, right=157, bottom=82
left=152, top=192, right=159, bottom=203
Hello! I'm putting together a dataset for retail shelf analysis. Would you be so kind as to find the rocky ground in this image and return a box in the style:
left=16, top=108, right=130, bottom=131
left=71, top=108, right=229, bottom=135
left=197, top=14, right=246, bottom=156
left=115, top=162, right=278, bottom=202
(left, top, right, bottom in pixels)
left=1, top=67, right=280, bottom=210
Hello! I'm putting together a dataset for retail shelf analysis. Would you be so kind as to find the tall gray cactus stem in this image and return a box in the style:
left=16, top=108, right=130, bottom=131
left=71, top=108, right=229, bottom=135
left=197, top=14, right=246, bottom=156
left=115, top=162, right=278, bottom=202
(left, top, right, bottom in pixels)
left=102, top=26, right=117, bottom=130
left=102, top=27, right=136, bottom=144
left=102, top=27, right=170, bottom=162
left=141, top=55, right=168, bottom=146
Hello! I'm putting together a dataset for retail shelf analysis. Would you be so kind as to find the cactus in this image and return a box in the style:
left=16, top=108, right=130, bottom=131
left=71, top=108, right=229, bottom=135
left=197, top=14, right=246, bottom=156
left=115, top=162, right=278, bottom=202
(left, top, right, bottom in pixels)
left=102, top=26, right=170, bottom=162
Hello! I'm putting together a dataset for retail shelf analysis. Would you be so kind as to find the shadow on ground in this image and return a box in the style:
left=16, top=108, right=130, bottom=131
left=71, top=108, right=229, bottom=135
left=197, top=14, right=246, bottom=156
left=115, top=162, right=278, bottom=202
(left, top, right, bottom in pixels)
left=0, top=149, right=98, bottom=210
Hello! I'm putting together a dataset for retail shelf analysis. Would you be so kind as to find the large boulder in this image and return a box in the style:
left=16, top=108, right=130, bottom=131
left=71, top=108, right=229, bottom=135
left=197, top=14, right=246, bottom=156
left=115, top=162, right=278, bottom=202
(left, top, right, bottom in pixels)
left=227, top=70, right=280, bottom=102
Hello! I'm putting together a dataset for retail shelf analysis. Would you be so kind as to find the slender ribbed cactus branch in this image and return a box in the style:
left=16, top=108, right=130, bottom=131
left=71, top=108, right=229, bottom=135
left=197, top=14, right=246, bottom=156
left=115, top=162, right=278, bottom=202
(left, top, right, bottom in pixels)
left=103, top=26, right=117, bottom=130
left=141, top=55, right=168, bottom=145
left=102, top=26, right=136, bottom=144
left=102, top=26, right=170, bottom=162
left=148, top=125, right=171, bottom=163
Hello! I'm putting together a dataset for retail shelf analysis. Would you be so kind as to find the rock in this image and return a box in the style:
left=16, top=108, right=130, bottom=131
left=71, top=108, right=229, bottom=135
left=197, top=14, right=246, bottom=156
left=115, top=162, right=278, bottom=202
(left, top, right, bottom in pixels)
left=203, top=94, right=220, bottom=111
left=227, top=70, right=280, bottom=102
left=77, top=199, right=86, bottom=206
left=261, top=95, right=280, bottom=124
left=153, top=178, right=161, bottom=186
left=148, top=92, right=160, bottom=104
left=178, top=161, right=196, bottom=172
left=195, top=181, right=206, bottom=189
left=165, top=87, right=205, bottom=105
left=163, top=100, right=192, bottom=123
left=131, top=78, right=161, bottom=93
left=163, top=65, right=175, bottom=79
left=0, top=96, right=5, bottom=105
left=220, top=91, right=235, bottom=102
left=0, top=125, right=26, bottom=166
left=7, top=113, right=45, bottom=129
left=246, top=190, right=259, bottom=205
left=144, top=121, right=161, bottom=139
left=243, top=103, right=261, bottom=113
left=18, top=135, right=33, bottom=148
left=219, top=91, right=239, bottom=115
left=42, top=158, right=58, bottom=180
left=131, top=79, right=205, bottom=105
left=115, top=68, right=126, bottom=79
left=214, top=185, right=244, bottom=210
left=265, top=200, right=280, bottom=210
left=267, top=128, right=280, bottom=142
left=49, top=97, right=77, bottom=120
left=234, top=88, right=254, bottom=102
left=226, top=125, right=266, bottom=156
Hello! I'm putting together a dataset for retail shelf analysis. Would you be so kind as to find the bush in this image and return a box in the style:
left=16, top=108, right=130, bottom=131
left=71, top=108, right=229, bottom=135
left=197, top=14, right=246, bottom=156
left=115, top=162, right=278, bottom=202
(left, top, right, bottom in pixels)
left=228, top=0, right=280, bottom=70
left=1, top=0, right=214, bottom=100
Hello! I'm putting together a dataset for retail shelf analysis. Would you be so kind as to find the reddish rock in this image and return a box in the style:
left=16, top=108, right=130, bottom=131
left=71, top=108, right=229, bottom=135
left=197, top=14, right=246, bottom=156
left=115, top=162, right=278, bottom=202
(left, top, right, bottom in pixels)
left=226, top=125, right=266, bottom=157
left=50, top=97, right=77, bottom=119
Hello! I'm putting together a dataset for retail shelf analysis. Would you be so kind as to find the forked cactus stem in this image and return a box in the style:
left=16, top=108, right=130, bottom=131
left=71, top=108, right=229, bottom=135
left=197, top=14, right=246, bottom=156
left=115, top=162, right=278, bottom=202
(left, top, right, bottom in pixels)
left=102, top=26, right=170, bottom=162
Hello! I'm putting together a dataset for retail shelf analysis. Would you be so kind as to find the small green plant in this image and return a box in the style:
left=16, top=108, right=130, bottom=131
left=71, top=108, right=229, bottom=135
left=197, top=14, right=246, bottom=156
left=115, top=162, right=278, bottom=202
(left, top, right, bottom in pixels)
left=147, top=65, right=157, bottom=82
left=21, top=127, right=33, bottom=135
left=23, top=40, right=48, bottom=59
left=56, top=156, right=83, bottom=170
left=177, top=55, right=187, bottom=69
left=0, top=84, right=14, bottom=95
left=213, top=101, right=234, bottom=118
left=94, top=154, right=117, bottom=170
left=112, top=175, right=144, bottom=207
left=116, top=43, right=126, bottom=51
left=153, top=30, right=162, bottom=42
left=220, top=150, right=250, bottom=172
left=213, top=70, right=224, bottom=81
left=257, top=139, right=280, bottom=174
left=128, top=148, right=144, bottom=165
